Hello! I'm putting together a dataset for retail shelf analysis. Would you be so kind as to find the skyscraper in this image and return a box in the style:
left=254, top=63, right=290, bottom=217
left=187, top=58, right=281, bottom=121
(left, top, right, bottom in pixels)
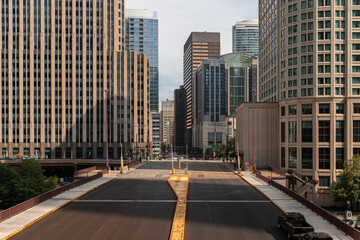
left=258, top=0, right=360, bottom=205
left=161, top=100, right=175, bottom=146
left=232, top=20, right=259, bottom=57
left=193, top=59, right=228, bottom=152
left=174, top=86, right=186, bottom=151
left=183, top=32, right=221, bottom=147
left=125, top=9, right=159, bottom=112
left=0, top=0, right=151, bottom=160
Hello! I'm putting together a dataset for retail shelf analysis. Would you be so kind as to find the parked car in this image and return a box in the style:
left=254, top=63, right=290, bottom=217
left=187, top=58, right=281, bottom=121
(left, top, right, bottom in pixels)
left=292, top=232, right=333, bottom=240
left=278, top=212, right=314, bottom=239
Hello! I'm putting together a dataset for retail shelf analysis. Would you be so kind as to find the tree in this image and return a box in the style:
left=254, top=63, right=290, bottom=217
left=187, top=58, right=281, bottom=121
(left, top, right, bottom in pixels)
left=204, top=147, right=214, bottom=159
left=227, top=137, right=236, bottom=157
left=0, top=159, right=59, bottom=204
left=332, top=155, right=360, bottom=211
left=214, top=144, right=226, bottom=158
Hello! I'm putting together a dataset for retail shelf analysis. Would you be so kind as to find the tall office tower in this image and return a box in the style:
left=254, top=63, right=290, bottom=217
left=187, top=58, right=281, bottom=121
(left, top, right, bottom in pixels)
left=125, top=9, right=159, bottom=112
left=174, top=86, right=186, bottom=151
left=218, top=53, right=258, bottom=116
left=232, top=20, right=259, bottom=57
left=161, top=100, right=175, bottom=146
left=259, top=1, right=278, bottom=102
left=193, top=59, right=228, bottom=152
left=259, top=0, right=360, bottom=205
left=151, top=112, right=161, bottom=158
left=0, top=0, right=151, bottom=160
left=183, top=32, right=220, bottom=147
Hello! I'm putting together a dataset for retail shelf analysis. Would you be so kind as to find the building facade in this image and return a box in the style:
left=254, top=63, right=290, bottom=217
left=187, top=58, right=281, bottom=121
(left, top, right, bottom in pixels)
left=0, top=0, right=151, bottom=160
left=161, top=100, right=175, bottom=146
left=183, top=32, right=221, bottom=147
left=259, top=0, right=278, bottom=102
left=193, top=59, right=228, bottom=152
left=232, top=19, right=259, bottom=57
left=174, top=86, right=186, bottom=152
left=125, top=9, right=159, bottom=112
left=257, top=0, right=360, bottom=206
left=151, top=112, right=161, bottom=158
left=218, top=53, right=258, bottom=116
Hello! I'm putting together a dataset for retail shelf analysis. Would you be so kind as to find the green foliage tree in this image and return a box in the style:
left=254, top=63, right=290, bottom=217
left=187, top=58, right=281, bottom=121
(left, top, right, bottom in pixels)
left=214, top=144, right=226, bottom=157
left=227, top=137, right=236, bottom=157
left=0, top=159, right=59, bottom=204
left=204, top=147, right=214, bottom=159
left=332, top=155, right=360, bottom=210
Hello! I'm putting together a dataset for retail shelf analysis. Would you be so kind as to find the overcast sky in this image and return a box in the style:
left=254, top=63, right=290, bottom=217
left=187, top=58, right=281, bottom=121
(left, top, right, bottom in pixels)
left=126, top=0, right=259, bottom=108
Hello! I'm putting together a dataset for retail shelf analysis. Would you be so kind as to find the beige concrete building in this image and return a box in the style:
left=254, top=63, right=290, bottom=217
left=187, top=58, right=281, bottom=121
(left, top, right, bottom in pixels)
left=257, top=0, right=360, bottom=206
left=0, top=0, right=151, bottom=160
left=236, top=103, right=279, bottom=169
left=161, top=100, right=175, bottom=146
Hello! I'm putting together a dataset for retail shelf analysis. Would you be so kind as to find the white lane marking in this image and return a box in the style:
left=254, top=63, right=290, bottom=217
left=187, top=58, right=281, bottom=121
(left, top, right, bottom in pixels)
left=73, top=200, right=271, bottom=203
left=73, top=200, right=178, bottom=203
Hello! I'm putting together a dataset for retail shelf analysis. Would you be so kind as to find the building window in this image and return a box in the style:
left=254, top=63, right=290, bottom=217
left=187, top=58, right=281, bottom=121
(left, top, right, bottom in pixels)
left=55, top=148, right=62, bottom=159
left=281, top=147, right=286, bottom=168
left=319, top=176, right=330, bottom=187
left=289, top=147, right=297, bottom=168
left=354, top=121, right=360, bottom=142
left=354, top=103, right=360, bottom=113
left=336, top=104, right=344, bottom=114
left=302, top=121, right=313, bottom=142
left=336, top=121, right=344, bottom=142
left=336, top=148, right=345, bottom=169
left=97, top=148, right=103, bottom=158
left=281, top=122, right=286, bottom=142
left=281, top=106, right=285, bottom=116
left=319, top=103, right=330, bottom=114
left=319, top=120, right=330, bottom=142
left=319, top=148, right=330, bottom=169
left=289, top=105, right=297, bottom=115
left=302, top=148, right=313, bottom=169
left=289, top=121, right=297, bottom=142
left=66, top=148, right=71, bottom=159
left=354, top=148, right=360, bottom=155
left=76, top=148, right=82, bottom=159
left=302, top=104, right=312, bottom=114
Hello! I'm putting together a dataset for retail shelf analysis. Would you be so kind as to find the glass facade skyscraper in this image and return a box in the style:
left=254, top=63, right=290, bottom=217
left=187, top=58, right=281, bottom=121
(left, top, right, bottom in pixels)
left=232, top=19, right=259, bottom=57
left=125, top=9, right=159, bottom=111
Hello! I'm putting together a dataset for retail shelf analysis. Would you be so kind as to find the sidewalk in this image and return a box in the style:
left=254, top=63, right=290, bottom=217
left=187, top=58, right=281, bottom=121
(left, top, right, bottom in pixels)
left=241, top=171, right=352, bottom=240
left=0, top=162, right=147, bottom=240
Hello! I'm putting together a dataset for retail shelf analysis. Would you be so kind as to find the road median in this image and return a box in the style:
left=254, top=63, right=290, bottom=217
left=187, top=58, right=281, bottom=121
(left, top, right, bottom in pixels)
left=168, top=171, right=189, bottom=240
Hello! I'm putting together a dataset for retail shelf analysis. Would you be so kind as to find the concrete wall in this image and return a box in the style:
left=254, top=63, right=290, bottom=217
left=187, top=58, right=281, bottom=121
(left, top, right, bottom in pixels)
left=236, top=102, right=279, bottom=168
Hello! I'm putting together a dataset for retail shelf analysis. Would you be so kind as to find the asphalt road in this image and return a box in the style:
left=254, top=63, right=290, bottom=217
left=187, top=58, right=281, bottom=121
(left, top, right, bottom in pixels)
left=9, top=161, right=177, bottom=240
left=185, top=160, right=288, bottom=240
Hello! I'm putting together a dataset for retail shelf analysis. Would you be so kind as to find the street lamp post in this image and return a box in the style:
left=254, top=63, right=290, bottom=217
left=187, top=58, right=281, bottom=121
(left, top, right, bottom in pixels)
left=252, top=88, right=256, bottom=171
left=104, top=89, right=109, bottom=171
left=120, top=143, right=124, bottom=174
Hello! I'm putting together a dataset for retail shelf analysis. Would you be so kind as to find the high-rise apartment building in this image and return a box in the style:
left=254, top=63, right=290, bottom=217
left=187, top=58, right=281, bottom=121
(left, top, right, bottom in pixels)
left=232, top=20, right=259, bottom=57
left=161, top=100, right=175, bottom=146
left=174, top=86, right=186, bottom=151
left=193, top=59, right=228, bottom=152
left=258, top=0, right=360, bottom=205
left=259, top=1, right=278, bottom=102
left=125, top=9, right=159, bottom=112
left=183, top=32, right=221, bottom=147
left=151, top=112, right=161, bottom=158
left=0, top=0, right=151, bottom=160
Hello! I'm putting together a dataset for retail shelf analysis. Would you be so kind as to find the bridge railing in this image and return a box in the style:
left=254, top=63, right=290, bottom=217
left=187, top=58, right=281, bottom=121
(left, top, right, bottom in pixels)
left=0, top=169, right=108, bottom=223
left=74, top=166, right=97, bottom=177
left=253, top=171, right=360, bottom=240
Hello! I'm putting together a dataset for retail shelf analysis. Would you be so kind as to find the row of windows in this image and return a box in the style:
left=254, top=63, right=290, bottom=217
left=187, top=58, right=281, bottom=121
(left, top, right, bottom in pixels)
left=281, top=103, right=360, bottom=116
left=281, top=120, right=360, bottom=143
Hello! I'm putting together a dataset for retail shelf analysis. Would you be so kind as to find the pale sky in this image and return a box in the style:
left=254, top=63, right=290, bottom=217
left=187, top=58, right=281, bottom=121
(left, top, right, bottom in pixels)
left=125, top=0, right=259, bottom=108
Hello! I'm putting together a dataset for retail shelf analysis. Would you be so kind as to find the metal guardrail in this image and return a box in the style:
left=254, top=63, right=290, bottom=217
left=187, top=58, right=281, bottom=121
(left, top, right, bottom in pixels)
left=268, top=167, right=286, bottom=177
left=0, top=169, right=108, bottom=223
left=74, top=166, right=97, bottom=176
left=254, top=171, right=360, bottom=240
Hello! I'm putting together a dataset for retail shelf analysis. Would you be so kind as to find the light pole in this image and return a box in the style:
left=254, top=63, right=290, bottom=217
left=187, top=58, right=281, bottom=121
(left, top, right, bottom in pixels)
left=252, top=88, right=255, bottom=171
left=171, top=144, right=175, bottom=173
left=104, top=89, right=109, bottom=171
left=120, top=143, right=124, bottom=174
